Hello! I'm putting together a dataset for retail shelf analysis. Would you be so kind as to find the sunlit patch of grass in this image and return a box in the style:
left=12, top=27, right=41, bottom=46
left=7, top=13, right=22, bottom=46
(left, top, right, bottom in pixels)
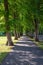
left=0, top=46, right=13, bottom=52
left=29, top=37, right=43, bottom=49
left=0, top=36, right=18, bottom=45
left=0, top=46, right=14, bottom=63
left=35, top=41, right=43, bottom=49
left=29, top=37, right=35, bottom=41
left=31, top=38, right=43, bottom=49
left=0, top=36, right=18, bottom=63
left=0, top=36, right=7, bottom=45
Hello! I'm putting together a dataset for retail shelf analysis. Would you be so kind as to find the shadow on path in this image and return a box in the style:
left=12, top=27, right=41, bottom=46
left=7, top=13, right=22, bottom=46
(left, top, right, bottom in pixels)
left=1, top=36, right=43, bottom=65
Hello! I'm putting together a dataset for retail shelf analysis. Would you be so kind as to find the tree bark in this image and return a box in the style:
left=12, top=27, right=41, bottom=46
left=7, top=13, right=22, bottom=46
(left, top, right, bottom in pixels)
left=14, top=27, right=18, bottom=40
left=6, top=32, right=14, bottom=46
left=17, top=32, right=20, bottom=38
left=4, top=0, right=14, bottom=46
left=34, top=18, right=39, bottom=41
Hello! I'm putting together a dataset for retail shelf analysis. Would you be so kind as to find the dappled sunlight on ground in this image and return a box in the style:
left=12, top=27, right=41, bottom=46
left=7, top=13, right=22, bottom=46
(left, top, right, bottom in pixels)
left=30, top=37, right=43, bottom=49
left=0, top=36, right=18, bottom=63
left=0, top=36, right=18, bottom=45
left=0, top=37, right=7, bottom=45
left=0, top=36, right=43, bottom=65
left=0, top=46, right=14, bottom=63
left=1, top=43, right=43, bottom=65
left=15, top=43, right=36, bottom=47
left=0, top=46, right=14, bottom=52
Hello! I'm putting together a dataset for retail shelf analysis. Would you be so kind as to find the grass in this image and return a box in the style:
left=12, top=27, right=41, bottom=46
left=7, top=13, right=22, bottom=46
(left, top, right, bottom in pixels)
left=0, top=46, right=13, bottom=64
left=0, top=36, right=18, bottom=45
left=0, top=52, right=7, bottom=63
left=35, top=41, right=43, bottom=49
left=0, top=36, right=18, bottom=63
left=30, top=37, right=43, bottom=49
left=0, top=46, right=14, bottom=63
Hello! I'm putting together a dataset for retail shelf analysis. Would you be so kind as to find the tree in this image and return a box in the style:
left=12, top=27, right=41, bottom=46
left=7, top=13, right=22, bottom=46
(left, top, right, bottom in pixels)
left=26, top=0, right=40, bottom=41
left=4, top=0, right=14, bottom=46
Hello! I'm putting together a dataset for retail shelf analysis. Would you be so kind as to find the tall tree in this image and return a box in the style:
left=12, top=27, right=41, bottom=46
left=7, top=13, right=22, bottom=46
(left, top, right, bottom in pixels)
left=4, top=0, right=14, bottom=45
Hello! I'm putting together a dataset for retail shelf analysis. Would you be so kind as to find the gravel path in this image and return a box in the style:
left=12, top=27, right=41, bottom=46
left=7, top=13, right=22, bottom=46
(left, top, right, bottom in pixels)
left=1, top=36, right=43, bottom=65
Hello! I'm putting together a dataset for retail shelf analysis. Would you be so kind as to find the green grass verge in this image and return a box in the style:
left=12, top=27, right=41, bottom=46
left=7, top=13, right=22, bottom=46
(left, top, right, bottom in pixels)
left=0, top=46, right=14, bottom=63
left=0, top=36, right=18, bottom=45
left=0, top=52, right=8, bottom=64
left=30, top=37, right=43, bottom=49
left=35, top=41, right=43, bottom=49
left=0, top=36, right=18, bottom=63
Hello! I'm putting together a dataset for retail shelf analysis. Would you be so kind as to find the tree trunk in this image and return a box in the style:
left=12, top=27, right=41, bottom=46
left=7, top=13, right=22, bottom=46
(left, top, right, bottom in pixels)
left=34, top=18, right=39, bottom=41
left=4, top=0, right=14, bottom=46
left=17, top=32, right=20, bottom=38
left=14, top=29, right=18, bottom=40
left=6, top=32, right=14, bottom=46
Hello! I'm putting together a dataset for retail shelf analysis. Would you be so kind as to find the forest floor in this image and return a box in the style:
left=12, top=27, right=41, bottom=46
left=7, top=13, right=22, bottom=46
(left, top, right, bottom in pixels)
left=1, top=36, right=43, bottom=65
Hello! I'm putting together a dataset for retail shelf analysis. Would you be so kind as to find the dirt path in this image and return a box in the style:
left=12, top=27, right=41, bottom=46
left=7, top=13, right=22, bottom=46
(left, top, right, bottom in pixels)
left=1, top=36, right=43, bottom=65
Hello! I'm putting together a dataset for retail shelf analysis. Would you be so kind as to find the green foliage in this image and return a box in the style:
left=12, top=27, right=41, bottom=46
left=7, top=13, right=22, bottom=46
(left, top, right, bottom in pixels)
left=0, top=0, right=43, bottom=34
